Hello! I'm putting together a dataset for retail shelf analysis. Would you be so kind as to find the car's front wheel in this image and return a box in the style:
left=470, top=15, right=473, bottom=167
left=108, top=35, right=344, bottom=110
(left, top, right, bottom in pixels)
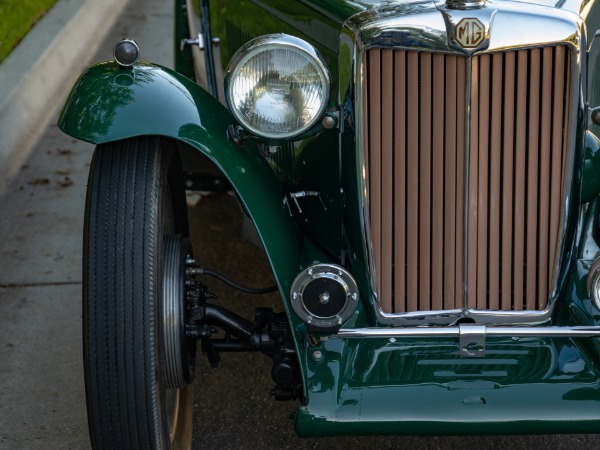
left=83, top=136, right=195, bottom=449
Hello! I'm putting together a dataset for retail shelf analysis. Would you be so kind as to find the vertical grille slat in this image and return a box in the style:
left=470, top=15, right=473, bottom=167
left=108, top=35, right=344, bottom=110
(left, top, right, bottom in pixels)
left=420, top=52, right=433, bottom=310
left=476, top=54, right=491, bottom=311
left=368, top=49, right=382, bottom=313
left=394, top=50, right=407, bottom=313
left=549, top=46, right=567, bottom=299
left=407, top=51, right=420, bottom=311
left=443, top=55, right=458, bottom=310
left=488, top=52, right=504, bottom=310
left=501, top=50, right=516, bottom=311
left=381, top=49, right=394, bottom=312
left=514, top=49, right=529, bottom=311
left=526, top=49, right=542, bottom=311
left=538, top=47, right=554, bottom=309
left=432, top=53, right=445, bottom=310
left=364, top=46, right=571, bottom=314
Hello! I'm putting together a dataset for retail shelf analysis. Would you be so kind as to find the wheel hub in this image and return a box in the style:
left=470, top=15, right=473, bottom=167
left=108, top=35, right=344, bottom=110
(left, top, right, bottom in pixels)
left=163, top=235, right=195, bottom=389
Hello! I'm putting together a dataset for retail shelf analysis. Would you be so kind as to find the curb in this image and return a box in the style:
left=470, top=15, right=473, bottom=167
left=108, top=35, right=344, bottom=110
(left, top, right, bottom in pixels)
left=0, top=0, right=129, bottom=192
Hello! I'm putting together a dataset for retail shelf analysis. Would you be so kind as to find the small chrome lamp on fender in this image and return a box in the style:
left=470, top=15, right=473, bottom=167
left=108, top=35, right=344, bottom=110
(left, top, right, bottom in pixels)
left=290, top=264, right=359, bottom=333
left=588, top=257, right=600, bottom=310
left=225, top=34, right=330, bottom=140
left=113, top=38, right=140, bottom=68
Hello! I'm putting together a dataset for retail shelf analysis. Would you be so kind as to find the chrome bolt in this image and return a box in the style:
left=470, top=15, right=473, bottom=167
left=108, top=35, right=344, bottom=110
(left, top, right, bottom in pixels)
left=322, top=115, right=336, bottom=129
left=311, top=350, right=324, bottom=362
left=593, top=109, right=600, bottom=126
left=319, top=293, right=330, bottom=304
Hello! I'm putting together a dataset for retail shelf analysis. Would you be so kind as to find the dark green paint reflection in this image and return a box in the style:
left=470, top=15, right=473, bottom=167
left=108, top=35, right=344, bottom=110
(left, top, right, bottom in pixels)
left=59, top=62, right=202, bottom=143
left=297, top=335, right=600, bottom=436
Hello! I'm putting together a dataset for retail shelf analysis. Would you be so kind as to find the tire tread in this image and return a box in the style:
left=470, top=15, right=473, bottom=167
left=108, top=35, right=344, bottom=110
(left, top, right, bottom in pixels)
left=83, top=137, right=178, bottom=449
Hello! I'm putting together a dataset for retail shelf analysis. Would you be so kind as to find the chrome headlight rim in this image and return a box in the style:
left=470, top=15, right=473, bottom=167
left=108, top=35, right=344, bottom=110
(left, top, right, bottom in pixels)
left=225, top=33, right=331, bottom=140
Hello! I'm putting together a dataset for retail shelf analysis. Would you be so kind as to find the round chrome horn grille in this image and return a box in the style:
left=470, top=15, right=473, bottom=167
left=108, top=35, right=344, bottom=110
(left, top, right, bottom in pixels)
left=290, top=264, right=359, bottom=331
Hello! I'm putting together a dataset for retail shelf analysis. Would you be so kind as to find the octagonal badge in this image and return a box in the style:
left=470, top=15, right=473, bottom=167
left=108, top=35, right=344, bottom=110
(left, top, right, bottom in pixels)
left=455, top=18, right=485, bottom=49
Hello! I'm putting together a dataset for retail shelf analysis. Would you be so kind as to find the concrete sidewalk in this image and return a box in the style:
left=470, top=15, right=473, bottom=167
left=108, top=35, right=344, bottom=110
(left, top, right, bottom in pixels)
left=0, top=1, right=173, bottom=448
left=0, top=0, right=131, bottom=194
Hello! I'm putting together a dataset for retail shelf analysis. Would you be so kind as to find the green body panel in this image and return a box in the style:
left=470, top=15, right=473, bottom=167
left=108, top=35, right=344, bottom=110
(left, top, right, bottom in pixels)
left=296, top=335, right=600, bottom=436
left=296, top=233, right=600, bottom=435
left=582, top=131, right=600, bottom=204
left=207, top=0, right=600, bottom=433
left=57, top=62, right=338, bottom=384
left=295, top=257, right=600, bottom=435
left=209, top=0, right=342, bottom=67
left=264, top=132, right=345, bottom=261
left=174, top=0, right=195, bottom=79
left=59, top=0, right=600, bottom=436
left=57, top=64, right=308, bottom=285
left=207, top=0, right=347, bottom=259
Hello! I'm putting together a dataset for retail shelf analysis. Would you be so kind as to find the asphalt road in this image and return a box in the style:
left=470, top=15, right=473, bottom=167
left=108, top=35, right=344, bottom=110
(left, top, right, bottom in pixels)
left=1, top=0, right=600, bottom=449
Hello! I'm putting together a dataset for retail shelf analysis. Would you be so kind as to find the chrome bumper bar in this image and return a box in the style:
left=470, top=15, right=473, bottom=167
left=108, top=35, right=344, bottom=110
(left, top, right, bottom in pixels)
left=333, top=325, right=600, bottom=357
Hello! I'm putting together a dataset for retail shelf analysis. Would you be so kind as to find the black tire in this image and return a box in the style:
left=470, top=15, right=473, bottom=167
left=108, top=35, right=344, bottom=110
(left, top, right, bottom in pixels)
left=83, top=136, right=194, bottom=450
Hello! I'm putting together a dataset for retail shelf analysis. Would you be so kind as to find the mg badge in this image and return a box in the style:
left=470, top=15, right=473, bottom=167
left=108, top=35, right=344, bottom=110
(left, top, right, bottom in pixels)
left=455, top=18, right=485, bottom=48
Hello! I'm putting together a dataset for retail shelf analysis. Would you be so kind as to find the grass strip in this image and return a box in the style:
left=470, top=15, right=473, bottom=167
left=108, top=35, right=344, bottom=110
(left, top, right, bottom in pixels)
left=0, top=0, right=59, bottom=63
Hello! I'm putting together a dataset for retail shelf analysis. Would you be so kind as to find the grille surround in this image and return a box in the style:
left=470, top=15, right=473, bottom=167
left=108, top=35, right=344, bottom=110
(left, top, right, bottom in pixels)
left=358, top=45, right=577, bottom=324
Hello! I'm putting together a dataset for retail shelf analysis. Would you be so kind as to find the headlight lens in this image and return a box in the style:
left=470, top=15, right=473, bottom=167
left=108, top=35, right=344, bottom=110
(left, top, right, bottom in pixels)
left=226, top=34, right=330, bottom=139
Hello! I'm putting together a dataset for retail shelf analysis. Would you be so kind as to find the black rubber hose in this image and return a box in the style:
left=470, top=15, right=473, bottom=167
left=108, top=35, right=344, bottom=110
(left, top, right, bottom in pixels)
left=199, top=268, right=278, bottom=294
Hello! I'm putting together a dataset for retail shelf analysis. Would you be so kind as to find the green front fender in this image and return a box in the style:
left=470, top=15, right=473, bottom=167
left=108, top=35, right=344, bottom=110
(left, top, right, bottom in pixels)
left=58, top=61, right=327, bottom=343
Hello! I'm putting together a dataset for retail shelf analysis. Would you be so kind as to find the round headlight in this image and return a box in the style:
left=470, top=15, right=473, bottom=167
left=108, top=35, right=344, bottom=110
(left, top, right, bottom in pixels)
left=226, top=34, right=330, bottom=140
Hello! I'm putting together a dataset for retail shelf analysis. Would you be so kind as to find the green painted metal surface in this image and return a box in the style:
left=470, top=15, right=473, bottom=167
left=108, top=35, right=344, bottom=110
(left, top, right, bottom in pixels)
left=174, top=0, right=195, bottom=79
left=296, top=335, right=600, bottom=435
left=206, top=0, right=349, bottom=260
left=58, top=0, right=600, bottom=435
left=57, top=61, right=338, bottom=387
left=210, top=0, right=341, bottom=57
left=582, top=131, right=600, bottom=204
left=58, top=63, right=309, bottom=289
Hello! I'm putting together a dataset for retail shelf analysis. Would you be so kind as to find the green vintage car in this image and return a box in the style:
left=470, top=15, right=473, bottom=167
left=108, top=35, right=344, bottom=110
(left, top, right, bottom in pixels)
left=59, top=0, right=600, bottom=448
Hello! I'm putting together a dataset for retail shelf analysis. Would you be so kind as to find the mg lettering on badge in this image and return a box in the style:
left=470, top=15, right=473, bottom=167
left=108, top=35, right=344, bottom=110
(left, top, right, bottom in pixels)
left=455, top=18, right=485, bottom=49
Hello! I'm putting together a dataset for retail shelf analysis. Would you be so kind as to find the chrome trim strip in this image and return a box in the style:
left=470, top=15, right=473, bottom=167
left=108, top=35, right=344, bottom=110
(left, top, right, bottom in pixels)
left=446, top=0, right=486, bottom=10
left=344, top=3, right=584, bottom=326
left=462, top=57, right=472, bottom=310
left=334, top=326, right=600, bottom=338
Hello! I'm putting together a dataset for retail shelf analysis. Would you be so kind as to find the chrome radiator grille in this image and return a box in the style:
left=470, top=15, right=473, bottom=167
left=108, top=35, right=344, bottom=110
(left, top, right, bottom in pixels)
left=363, top=47, right=571, bottom=314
